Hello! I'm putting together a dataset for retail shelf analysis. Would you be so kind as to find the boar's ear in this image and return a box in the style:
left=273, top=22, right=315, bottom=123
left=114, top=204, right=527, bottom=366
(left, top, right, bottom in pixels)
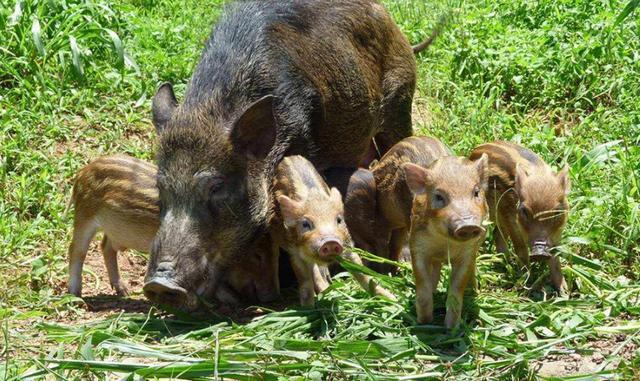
left=230, top=95, right=277, bottom=161
left=152, top=83, right=178, bottom=133
left=514, top=163, right=528, bottom=194
left=474, top=153, right=489, bottom=189
left=402, top=163, right=429, bottom=195
left=277, top=195, right=302, bottom=227
left=329, top=187, right=343, bottom=206
left=557, top=166, right=571, bottom=195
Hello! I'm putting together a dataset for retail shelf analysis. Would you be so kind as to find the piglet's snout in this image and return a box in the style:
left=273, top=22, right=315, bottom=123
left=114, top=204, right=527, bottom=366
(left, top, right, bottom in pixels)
left=530, top=241, right=552, bottom=262
left=318, top=238, right=343, bottom=259
left=452, top=217, right=485, bottom=241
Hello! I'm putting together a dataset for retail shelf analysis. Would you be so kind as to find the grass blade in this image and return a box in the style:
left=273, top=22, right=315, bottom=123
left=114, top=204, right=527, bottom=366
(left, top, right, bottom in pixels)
left=615, top=0, right=640, bottom=27
left=104, top=28, right=124, bottom=69
left=31, top=18, right=45, bottom=57
left=69, top=36, right=83, bottom=78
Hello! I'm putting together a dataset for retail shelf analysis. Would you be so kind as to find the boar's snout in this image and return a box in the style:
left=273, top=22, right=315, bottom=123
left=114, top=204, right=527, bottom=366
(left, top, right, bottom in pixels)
left=318, top=238, right=343, bottom=260
left=143, top=278, right=198, bottom=310
left=451, top=217, right=485, bottom=241
left=530, top=241, right=552, bottom=262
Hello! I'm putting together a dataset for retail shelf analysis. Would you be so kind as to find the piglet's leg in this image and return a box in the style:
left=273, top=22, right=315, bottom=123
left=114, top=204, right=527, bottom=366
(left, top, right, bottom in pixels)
left=410, top=232, right=434, bottom=324
left=342, top=250, right=396, bottom=300
left=388, top=228, right=408, bottom=263
left=504, top=216, right=530, bottom=267
left=549, top=255, right=568, bottom=295
left=101, top=236, right=128, bottom=297
left=445, top=251, right=476, bottom=329
left=312, top=264, right=331, bottom=294
left=67, top=218, right=98, bottom=297
left=289, top=255, right=316, bottom=307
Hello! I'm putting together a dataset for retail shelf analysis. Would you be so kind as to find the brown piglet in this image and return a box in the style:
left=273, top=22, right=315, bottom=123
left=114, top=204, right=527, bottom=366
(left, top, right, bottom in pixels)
left=67, top=155, right=160, bottom=298
left=270, top=155, right=396, bottom=306
left=349, top=136, right=489, bottom=328
left=470, top=141, right=570, bottom=292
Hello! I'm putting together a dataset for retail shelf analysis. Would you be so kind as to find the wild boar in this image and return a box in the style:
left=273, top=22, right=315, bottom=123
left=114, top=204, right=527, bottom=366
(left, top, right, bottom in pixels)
left=146, top=0, right=421, bottom=307
left=470, top=141, right=570, bottom=292
left=67, top=155, right=277, bottom=308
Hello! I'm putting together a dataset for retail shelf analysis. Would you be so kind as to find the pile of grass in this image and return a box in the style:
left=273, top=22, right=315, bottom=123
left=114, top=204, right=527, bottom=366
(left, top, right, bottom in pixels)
left=1, top=0, right=639, bottom=379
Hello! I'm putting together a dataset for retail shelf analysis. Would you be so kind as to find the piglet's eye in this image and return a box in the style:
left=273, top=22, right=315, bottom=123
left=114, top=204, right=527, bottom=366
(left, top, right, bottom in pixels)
left=432, top=192, right=447, bottom=209
left=336, top=215, right=343, bottom=225
left=473, top=187, right=480, bottom=198
left=301, top=218, right=313, bottom=232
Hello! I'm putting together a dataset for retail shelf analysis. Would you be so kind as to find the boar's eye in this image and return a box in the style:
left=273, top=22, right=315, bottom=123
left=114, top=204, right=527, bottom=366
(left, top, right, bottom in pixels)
left=336, top=215, right=344, bottom=225
left=301, top=218, right=314, bottom=232
left=432, top=191, right=447, bottom=209
left=208, top=178, right=225, bottom=198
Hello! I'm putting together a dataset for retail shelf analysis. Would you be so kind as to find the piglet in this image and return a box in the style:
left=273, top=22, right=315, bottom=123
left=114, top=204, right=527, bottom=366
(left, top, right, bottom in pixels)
left=270, top=155, right=396, bottom=306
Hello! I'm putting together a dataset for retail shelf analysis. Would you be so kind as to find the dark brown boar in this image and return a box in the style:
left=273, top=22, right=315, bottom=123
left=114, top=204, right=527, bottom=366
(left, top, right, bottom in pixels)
left=270, top=156, right=395, bottom=306
left=146, top=0, right=419, bottom=307
left=470, top=141, right=570, bottom=292
left=67, top=155, right=277, bottom=308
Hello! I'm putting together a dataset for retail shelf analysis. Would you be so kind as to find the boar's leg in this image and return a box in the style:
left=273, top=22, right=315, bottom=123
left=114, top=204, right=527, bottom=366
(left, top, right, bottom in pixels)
left=342, top=249, right=396, bottom=301
left=374, top=72, right=415, bottom=155
left=252, top=236, right=280, bottom=303
left=548, top=256, right=568, bottom=294
left=67, top=218, right=98, bottom=297
left=445, top=251, right=476, bottom=329
left=289, top=255, right=316, bottom=307
left=100, top=236, right=128, bottom=296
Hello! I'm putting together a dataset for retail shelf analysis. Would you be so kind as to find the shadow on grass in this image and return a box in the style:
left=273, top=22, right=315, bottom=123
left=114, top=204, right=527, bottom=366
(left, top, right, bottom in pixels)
left=83, top=294, right=153, bottom=314
left=409, top=289, right=478, bottom=357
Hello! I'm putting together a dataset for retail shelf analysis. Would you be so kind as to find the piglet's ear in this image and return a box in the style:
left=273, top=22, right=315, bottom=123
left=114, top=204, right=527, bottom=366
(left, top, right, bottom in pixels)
left=557, top=166, right=571, bottom=195
left=402, top=163, right=429, bottom=195
left=329, top=187, right=343, bottom=206
left=152, top=83, right=178, bottom=133
left=230, top=95, right=276, bottom=161
left=474, top=153, right=489, bottom=189
left=514, top=163, right=528, bottom=194
left=276, top=195, right=302, bottom=227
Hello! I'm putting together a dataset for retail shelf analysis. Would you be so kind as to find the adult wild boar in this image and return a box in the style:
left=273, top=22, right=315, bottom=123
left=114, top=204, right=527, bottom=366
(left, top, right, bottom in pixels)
left=145, top=0, right=421, bottom=308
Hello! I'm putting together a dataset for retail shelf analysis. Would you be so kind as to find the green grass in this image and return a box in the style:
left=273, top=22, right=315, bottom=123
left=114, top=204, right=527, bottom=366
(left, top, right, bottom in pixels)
left=1, top=0, right=639, bottom=379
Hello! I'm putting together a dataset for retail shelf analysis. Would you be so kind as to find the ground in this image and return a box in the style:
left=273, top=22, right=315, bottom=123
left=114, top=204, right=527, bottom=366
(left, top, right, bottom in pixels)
left=1, top=0, right=639, bottom=379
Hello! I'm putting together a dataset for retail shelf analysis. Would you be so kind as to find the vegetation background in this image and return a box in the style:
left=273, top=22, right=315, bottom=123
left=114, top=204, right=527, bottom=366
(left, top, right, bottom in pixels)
left=0, top=0, right=639, bottom=378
